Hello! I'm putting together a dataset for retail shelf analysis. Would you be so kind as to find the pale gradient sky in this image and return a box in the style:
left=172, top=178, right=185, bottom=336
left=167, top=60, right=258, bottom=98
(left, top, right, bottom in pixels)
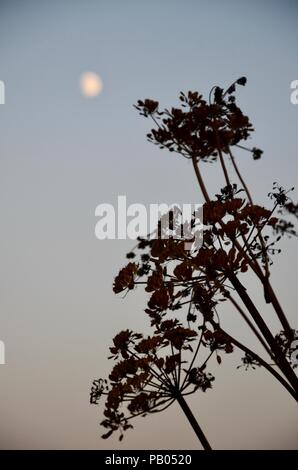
left=0, top=0, right=297, bottom=449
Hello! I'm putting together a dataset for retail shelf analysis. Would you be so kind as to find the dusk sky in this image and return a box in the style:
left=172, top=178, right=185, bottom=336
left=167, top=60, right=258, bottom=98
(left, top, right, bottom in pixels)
left=0, top=0, right=297, bottom=449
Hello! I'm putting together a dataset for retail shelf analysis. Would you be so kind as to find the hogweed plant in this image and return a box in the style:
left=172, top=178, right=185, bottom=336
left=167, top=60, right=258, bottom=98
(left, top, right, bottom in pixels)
left=91, top=77, right=298, bottom=449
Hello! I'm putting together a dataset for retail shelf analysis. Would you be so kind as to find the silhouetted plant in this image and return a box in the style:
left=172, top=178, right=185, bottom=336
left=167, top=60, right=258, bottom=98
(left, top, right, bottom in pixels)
left=92, top=78, right=298, bottom=448
left=90, top=319, right=215, bottom=449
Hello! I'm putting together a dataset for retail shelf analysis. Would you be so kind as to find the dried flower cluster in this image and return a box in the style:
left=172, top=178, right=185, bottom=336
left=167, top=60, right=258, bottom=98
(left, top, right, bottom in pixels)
left=92, top=78, right=298, bottom=448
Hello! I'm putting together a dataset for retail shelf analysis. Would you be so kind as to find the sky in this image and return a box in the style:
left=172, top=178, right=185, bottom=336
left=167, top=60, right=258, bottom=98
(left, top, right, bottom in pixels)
left=0, top=0, right=297, bottom=449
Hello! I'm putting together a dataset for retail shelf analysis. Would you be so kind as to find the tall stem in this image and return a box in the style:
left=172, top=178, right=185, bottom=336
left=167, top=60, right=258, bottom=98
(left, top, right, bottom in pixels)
left=192, top=157, right=210, bottom=203
left=216, top=325, right=298, bottom=402
left=191, top=150, right=293, bottom=342
left=266, top=282, right=292, bottom=336
left=228, top=148, right=292, bottom=336
left=212, top=119, right=231, bottom=187
left=217, top=146, right=231, bottom=187
left=228, top=294, right=272, bottom=357
left=228, top=148, right=253, bottom=204
left=176, top=393, right=212, bottom=450
left=229, top=273, right=298, bottom=392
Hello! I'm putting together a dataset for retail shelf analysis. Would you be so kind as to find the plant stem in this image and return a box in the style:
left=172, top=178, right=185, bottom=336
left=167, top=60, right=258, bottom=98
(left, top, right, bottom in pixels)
left=217, top=145, right=231, bottom=187
left=192, top=157, right=210, bottom=203
left=216, top=325, right=298, bottom=402
left=228, top=148, right=253, bottom=204
left=191, top=150, right=293, bottom=347
left=266, top=281, right=292, bottom=336
left=228, top=273, right=298, bottom=392
left=228, top=294, right=272, bottom=357
left=176, top=393, right=212, bottom=450
left=228, top=148, right=292, bottom=336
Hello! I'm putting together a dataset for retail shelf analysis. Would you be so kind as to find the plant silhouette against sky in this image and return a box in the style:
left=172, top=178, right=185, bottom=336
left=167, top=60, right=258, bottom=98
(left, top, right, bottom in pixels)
left=91, top=77, right=298, bottom=449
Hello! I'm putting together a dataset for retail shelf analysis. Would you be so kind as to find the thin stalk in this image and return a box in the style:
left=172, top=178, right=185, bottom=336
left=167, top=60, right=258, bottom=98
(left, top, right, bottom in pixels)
left=217, top=326, right=298, bottom=402
left=192, top=157, right=210, bottom=203
left=232, top=238, right=292, bottom=335
left=171, top=343, right=179, bottom=386
left=228, top=273, right=298, bottom=392
left=181, top=326, right=205, bottom=390
left=176, top=393, right=212, bottom=450
left=228, top=148, right=292, bottom=335
left=212, top=120, right=231, bottom=187
left=228, top=148, right=253, bottom=204
left=228, top=294, right=272, bottom=358
left=217, top=145, right=231, bottom=187
left=191, top=154, right=266, bottom=284
left=266, top=281, right=292, bottom=336
left=190, top=149, right=293, bottom=342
